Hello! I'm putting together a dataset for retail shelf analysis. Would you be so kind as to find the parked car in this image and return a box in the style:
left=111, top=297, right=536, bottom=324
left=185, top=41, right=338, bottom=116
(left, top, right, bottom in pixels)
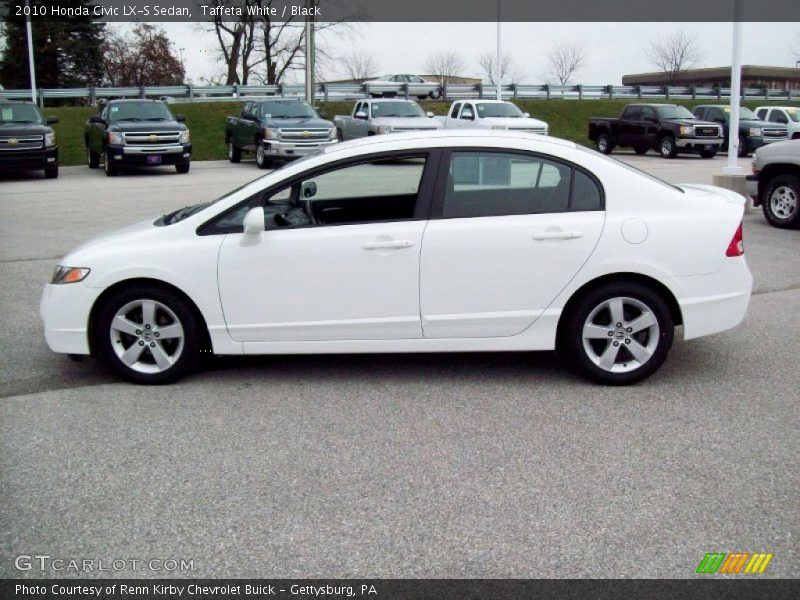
left=692, top=105, right=787, bottom=157
left=85, top=99, right=191, bottom=176
left=754, top=106, right=800, bottom=139
left=225, top=99, right=337, bottom=169
left=40, top=130, right=752, bottom=386
left=443, top=100, right=548, bottom=135
left=588, top=103, right=724, bottom=158
left=333, top=99, right=442, bottom=141
left=0, top=100, right=59, bottom=178
left=366, top=74, right=441, bottom=99
left=747, top=139, right=800, bottom=228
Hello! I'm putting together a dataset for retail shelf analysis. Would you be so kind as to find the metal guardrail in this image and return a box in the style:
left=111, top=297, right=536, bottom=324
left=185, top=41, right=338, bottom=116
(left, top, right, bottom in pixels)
left=2, top=82, right=797, bottom=105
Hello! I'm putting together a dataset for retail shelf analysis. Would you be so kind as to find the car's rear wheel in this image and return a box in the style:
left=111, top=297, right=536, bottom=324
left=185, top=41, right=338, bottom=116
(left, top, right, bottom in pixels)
left=596, top=133, right=613, bottom=154
left=227, top=139, right=241, bottom=163
left=634, top=145, right=648, bottom=155
left=87, top=146, right=100, bottom=168
left=336, top=128, right=344, bottom=142
left=255, top=142, right=271, bottom=169
left=763, top=174, right=800, bottom=229
left=737, top=134, right=748, bottom=158
left=659, top=135, right=677, bottom=159
left=561, top=283, right=674, bottom=385
left=94, top=286, right=202, bottom=384
left=699, top=150, right=717, bottom=159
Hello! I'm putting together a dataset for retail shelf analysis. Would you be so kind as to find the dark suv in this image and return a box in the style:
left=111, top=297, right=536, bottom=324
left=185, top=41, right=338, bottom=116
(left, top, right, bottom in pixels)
left=693, top=105, right=788, bottom=157
left=0, top=100, right=59, bottom=178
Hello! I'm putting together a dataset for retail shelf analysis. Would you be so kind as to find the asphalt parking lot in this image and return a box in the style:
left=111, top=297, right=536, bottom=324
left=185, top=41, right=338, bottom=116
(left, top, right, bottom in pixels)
left=1, top=154, right=798, bottom=578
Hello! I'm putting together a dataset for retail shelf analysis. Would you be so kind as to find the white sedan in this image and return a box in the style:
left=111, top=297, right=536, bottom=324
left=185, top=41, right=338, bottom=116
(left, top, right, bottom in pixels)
left=41, top=131, right=752, bottom=385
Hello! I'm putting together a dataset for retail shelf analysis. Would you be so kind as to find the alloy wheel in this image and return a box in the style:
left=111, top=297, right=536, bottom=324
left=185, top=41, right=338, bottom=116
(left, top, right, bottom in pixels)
left=109, top=299, right=184, bottom=374
left=770, top=185, right=798, bottom=220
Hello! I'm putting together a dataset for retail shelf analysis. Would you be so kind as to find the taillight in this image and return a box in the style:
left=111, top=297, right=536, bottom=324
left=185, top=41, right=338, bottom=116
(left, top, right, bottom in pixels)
left=726, top=222, right=744, bottom=257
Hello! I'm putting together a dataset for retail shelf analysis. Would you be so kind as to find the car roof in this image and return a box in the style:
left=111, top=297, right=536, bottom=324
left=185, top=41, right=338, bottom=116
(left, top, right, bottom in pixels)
left=368, top=98, right=420, bottom=103
left=105, top=99, right=164, bottom=104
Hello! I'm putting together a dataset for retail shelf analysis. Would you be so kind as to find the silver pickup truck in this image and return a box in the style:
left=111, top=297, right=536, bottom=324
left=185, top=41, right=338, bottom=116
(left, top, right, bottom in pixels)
left=333, top=99, right=443, bottom=141
left=747, top=139, right=800, bottom=229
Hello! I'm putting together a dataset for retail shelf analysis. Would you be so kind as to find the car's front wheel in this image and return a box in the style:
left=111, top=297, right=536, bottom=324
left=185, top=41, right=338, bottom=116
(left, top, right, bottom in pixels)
left=104, top=150, right=118, bottom=176
left=255, top=143, right=271, bottom=169
left=763, top=174, right=800, bottom=229
left=659, top=135, right=677, bottom=159
left=561, top=283, right=674, bottom=385
left=94, top=286, right=203, bottom=384
left=596, top=133, right=613, bottom=154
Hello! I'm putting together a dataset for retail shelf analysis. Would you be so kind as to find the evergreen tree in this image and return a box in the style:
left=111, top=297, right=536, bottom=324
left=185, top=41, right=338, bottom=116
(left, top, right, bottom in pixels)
left=0, top=1, right=105, bottom=89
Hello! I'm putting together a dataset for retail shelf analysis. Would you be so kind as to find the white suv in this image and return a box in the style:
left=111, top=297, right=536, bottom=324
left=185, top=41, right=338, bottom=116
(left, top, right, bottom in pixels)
left=755, top=106, right=800, bottom=140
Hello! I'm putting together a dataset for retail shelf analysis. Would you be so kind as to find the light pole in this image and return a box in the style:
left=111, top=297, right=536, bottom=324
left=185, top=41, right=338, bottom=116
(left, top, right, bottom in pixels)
left=304, top=0, right=315, bottom=103
left=25, top=0, right=38, bottom=105
left=496, top=0, right=502, bottom=100
left=723, top=0, right=744, bottom=175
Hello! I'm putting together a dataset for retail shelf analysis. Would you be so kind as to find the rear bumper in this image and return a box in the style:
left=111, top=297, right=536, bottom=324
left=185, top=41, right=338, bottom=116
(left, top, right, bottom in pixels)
left=262, top=139, right=337, bottom=158
left=0, top=147, right=58, bottom=170
left=669, top=257, right=753, bottom=341
left=40, top=282, right=103, bottom=355
left=107, top=143, right=191, bottom=166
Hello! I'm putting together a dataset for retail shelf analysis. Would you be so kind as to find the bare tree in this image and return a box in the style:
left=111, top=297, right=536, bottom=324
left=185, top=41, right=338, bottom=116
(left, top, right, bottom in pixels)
left=423, top=50, right=465, bottom=85
left=646, top=30, right=702, bottom=83
left=477, top=51, right=525, bottom=85
left=101, top=24, right=185, bottom=86
left=337, top=51, right=378, bottom=82
left=544, top=43, right=586, bottom=86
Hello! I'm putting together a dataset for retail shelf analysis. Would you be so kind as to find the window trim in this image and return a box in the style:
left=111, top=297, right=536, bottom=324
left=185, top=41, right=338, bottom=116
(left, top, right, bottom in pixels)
left=428, top=147, right=606, bottom=220
left=197, top=148, right=444, bottom=236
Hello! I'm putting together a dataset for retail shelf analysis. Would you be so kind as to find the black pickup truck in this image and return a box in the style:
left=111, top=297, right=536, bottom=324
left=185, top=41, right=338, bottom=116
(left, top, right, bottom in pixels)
left=0, top=100, right=59, bottom=178
left=85, top=99, right=191, bottom=176
left=588, top=103, right=724, bottom=159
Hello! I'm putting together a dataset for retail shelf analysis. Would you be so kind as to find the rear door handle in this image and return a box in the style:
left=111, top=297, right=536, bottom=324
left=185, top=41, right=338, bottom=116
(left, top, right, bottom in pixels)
left=363, top=240, right=415, bottom=250
left=532, top=230, right=583, bottom=241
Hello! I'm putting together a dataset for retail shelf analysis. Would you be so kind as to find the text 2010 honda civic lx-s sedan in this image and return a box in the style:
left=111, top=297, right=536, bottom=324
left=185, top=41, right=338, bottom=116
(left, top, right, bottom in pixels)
left=40, top=131, right=752, bottom=385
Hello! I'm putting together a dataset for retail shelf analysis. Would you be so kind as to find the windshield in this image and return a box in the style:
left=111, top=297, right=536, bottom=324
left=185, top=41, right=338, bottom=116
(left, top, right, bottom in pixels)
left=657, top=105, right=695, bottom=120
left=258, top=100, right=318, bottom=119
left=107, top=101, right=173, bottom=122
left=476, top=102, right=523, bottom=118
left=371, top=101, right=425, bottom=118
left=786, top=108, right=800, bottom=122
left=0, top=103, right=44, bottom=124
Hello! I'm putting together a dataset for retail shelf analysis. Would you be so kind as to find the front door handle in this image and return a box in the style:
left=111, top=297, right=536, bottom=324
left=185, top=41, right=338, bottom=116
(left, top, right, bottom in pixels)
left=363, top=240, right=415, bottom=250
left=532, top=230, right=583, bottom=241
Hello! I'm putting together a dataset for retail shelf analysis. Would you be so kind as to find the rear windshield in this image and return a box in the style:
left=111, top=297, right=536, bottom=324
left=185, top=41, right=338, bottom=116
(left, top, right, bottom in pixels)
left=575, top=145, right=684, bottom=193
left=107, top=102, right=173, bottom=122
left=0, top=103, right=43, bottom=124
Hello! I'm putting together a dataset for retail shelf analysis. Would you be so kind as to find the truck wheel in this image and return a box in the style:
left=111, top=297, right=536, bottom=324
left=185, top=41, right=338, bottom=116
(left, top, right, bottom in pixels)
left=44, top=164, right=59, bottom=179
left=596, top=133, right=613, bottom=155
left=737, top=134, right=748, bottom=158
left=429, top=90, right=441, bottom=100
left=763, top=174, right=800, bottom=229
left=175, top=162, right=190, bottom=174
left=633, top=145, right=648, bottom=155
left=227, top=140, right=241, bottom=163
left=104, top=150, right=118, bottom=176
left=87, top=146, right=100, bottom=168
left=658, top=135, right=677, bottom=159
left=255, top=143, right=271, bottom=169
left=336, top=128, right=344, bottom=142
left=699, top=150, right=717, bottom=159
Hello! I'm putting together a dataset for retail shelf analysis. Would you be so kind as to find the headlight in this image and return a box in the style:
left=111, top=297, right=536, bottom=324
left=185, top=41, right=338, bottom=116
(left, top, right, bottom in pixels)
left=44, top=132, right=57, bottom=147
left=328, top=129, right=337, bottom=140
left=263, top=128, right=281, bottom=140
left=180, top=129, right=191, bottom=144
left=51, top=266, right=90, bottom=285
left=679, top=125, right=693, bottom=136
left=492, top=125, right=508, bottom=130
left=106, top=132, right=124, bottom=145
left=749, top=128, right=761, bottom=137
left=376, top=125, right=392, bottom=134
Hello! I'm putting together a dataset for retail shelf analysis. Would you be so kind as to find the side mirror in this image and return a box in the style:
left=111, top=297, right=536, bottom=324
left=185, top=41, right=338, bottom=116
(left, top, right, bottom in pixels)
left=426, top=111, right=434, bottom=118
left=243, top=206, right=265, bottom=235
left=354, top=111, right=368, bottom=120
left=522, top=112, right=530, bottom=118
left=89, top=115, right=105, bottom=124
left=301, top=181, right=317, bottom=199
left=174, top=113, right=186, bottom=122
left=46, top=116, right=59, bottom=125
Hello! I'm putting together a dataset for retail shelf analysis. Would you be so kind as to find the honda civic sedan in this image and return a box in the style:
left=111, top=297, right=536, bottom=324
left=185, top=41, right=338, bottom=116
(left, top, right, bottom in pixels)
left=40, top=131, right=752, bottom=385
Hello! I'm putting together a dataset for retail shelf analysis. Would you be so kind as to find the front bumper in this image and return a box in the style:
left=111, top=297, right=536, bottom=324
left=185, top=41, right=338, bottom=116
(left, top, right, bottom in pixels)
left=0, top=146, right=58, bottom=171
left=262, top=139, right=337, bottom=158
left=40, top=282, right=104, bottom=355
left=107, top=143, right=192, bottom=166
left=675, top=137, right=724, bottom=150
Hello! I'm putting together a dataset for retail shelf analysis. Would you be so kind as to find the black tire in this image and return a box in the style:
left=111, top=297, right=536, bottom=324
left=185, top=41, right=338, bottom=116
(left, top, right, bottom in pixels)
left=596, top=132, right=613, bottom=154
left=44, top=164, right=59, bottom=179
left=175, top=162, right=190, bottom=174
left=429, top=90, right=441, bottom=100
left=737, top=134, right=748, bottom=158
left=255, top=141, right=271, bottom=169
left=658, top=135, right=677, bottom=159
left=336, top=128, right=344, bottom=142
left=699, top=150, right=717, bottom=159
left=94, top=285, right=203, bottom=384
left=227, top=139, right=241, bottom=163
left=633, top=145, right=648, bottom=155
left=87, top=144, right=100, bottom=168
left=762, top=174, right=800, bottom=229
left=104, top=150, right=118, bottom=176
left=560, top=282, right=674, bottom=385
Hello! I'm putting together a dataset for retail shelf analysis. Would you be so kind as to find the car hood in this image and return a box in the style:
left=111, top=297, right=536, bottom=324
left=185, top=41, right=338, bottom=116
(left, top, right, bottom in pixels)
left=667, top=118, right=719, bottom=127
left=372, top=117, right=442, bottom=129
left=0, top=122, right=52, bottom=135
left=739, top=118, right=782, bottom=129
left=63, top=218, right=161, bottom=263
left=479, top=117, right=548, bottom=129
left=262, top=117, right=334, bottom=128
left=105, top=120, right=186, bottom=132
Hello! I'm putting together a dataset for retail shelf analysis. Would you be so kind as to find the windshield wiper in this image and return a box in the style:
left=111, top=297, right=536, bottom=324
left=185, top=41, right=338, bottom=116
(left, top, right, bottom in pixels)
left=144, top=117, right=168, bottom=121
left=116, top=117, right=143, bottom=122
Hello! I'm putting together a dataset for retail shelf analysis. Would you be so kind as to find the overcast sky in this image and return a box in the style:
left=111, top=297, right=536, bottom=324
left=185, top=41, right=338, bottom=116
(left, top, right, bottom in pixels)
left=159, top=21, right=799, bottom=84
